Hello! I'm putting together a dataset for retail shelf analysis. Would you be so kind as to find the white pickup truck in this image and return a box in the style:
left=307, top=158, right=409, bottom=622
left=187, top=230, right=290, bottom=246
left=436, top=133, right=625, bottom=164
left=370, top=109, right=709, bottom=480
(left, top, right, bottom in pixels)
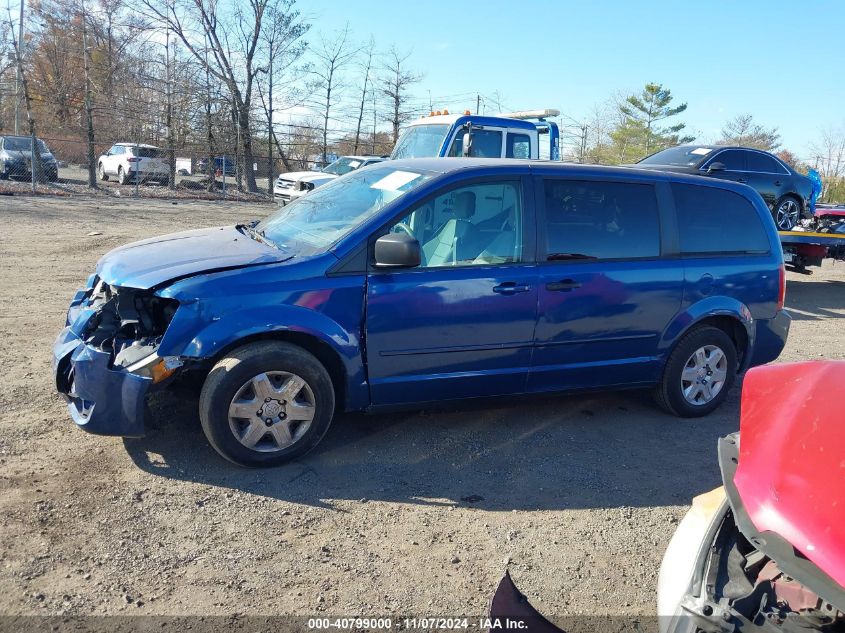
left=274, top=155, right=386, bottom=204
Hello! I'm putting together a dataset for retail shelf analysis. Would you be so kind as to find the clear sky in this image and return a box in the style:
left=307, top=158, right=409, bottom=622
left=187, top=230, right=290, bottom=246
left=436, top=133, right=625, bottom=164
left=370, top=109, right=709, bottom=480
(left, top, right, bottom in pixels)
left=296, top=0, right=844, bottom=160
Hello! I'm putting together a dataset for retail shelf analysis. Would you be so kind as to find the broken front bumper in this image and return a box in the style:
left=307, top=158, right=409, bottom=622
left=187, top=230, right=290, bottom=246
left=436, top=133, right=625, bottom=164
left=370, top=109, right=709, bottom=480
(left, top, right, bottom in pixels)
left=53, top=326, right=151, bottom=437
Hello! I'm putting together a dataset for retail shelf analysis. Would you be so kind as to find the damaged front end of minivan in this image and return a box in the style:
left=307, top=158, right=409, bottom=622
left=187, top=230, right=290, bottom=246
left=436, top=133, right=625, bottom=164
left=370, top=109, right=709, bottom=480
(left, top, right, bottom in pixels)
left=53, top=274, right=184, bottom=437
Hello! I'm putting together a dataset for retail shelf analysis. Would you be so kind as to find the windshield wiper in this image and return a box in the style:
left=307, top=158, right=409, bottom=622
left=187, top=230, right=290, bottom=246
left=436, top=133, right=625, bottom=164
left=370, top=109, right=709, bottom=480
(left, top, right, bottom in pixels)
left=238, top=222, right=280, bottom=250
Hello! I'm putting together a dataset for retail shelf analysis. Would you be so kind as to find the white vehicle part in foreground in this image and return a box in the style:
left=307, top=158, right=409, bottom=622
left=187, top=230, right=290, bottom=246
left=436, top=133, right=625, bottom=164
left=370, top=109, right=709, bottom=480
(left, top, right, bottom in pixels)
left=657, top=486, right=728, bottom=633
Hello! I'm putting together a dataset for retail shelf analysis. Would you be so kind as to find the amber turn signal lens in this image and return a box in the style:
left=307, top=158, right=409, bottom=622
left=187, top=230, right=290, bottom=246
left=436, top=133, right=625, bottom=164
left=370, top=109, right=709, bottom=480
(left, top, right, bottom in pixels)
left=150, top=359, right=177, bottom=384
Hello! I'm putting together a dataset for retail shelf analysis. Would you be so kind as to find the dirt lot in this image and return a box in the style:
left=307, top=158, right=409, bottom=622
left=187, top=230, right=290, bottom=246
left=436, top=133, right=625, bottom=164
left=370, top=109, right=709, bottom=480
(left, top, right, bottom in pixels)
left=1, top=195, right=844, bottom=622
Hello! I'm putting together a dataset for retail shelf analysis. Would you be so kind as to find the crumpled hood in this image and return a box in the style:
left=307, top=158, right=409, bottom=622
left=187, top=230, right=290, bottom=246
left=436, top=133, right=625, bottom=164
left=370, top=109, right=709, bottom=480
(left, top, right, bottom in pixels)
left=97, top=226, right=291, bottom=290
left=732, top=360, right=845, bottom=590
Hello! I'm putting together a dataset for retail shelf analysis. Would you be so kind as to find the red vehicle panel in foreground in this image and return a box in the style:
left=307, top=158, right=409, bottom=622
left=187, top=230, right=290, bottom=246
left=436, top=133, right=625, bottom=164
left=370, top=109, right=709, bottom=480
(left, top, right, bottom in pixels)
left=734, top=360, right=845, bottom=589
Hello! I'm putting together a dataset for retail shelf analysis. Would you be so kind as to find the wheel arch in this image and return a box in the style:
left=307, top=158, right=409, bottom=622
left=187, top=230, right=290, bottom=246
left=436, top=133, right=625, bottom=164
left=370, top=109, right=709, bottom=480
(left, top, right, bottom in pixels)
left=662, top=300, right=755, bottom=373
left=207, top=330, right=349, bottom=413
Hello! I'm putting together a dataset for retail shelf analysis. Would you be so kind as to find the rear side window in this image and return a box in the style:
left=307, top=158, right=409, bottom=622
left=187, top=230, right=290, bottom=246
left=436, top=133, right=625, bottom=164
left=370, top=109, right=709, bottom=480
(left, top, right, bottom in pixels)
left=542, top=180, right=661, bottom=260
left=672, top=183, right=770, bottom=255
left=746, top=151, right=787, bottom=174
left=136, top=147, right=162, bottom=158
left=506, top=133, right=531, bottom=159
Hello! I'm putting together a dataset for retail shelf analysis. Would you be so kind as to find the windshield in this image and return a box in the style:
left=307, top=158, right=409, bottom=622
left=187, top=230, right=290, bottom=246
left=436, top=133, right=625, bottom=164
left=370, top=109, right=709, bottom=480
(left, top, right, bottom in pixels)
left=257, top=165, right=434, bottom=254
left=322, top=157, right=364, bottom=176
left=391, top=124, right=450, bottom=159
left=638, top=146, right=714, bottom=166
left=4, top=137, right=48, bottom=153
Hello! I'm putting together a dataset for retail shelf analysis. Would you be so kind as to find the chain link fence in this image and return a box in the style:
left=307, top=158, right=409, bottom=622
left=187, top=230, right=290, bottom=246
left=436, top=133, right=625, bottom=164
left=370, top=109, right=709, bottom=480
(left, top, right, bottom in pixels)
left=0, top=133, right=309, bottom=201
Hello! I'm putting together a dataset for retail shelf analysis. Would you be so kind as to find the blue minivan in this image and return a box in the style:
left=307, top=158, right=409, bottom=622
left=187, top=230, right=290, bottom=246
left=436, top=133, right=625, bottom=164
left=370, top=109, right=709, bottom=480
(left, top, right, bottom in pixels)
left=53, top=159, right=790, bottom=466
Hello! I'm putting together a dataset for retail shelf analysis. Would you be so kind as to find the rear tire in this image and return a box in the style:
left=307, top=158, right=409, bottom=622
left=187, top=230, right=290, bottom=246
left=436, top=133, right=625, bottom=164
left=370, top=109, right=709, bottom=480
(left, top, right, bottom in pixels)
left=117, top=165, right=128, bottom=185
left=774, top=195, right=801, bottom=231
left=199, top=341, right=335, bottom=467
left=654, top=326, right=737, bottom=418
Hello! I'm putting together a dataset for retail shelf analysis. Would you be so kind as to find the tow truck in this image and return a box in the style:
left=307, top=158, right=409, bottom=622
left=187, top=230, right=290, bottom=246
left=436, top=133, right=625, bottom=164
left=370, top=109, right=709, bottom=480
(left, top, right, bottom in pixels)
left=390, top=108, right=561, bottom=161
left=779, top=204, right=845, bottom=273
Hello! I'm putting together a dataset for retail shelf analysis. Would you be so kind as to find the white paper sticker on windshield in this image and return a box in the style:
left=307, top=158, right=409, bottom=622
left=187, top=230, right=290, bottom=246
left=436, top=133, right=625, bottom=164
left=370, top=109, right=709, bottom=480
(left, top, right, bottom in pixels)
left=690, top=147, right=713, bottom=156
left=348, top=160, right=361, bottom=168
left=371, top=170, right=421, bottom=192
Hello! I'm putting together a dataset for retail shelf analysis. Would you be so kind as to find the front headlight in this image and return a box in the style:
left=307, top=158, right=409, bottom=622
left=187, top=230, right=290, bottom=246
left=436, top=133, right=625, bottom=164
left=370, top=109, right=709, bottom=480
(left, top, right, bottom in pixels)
left=657, top=487, right=728, bottom=631
left=125, top=353, right=183, bottom=383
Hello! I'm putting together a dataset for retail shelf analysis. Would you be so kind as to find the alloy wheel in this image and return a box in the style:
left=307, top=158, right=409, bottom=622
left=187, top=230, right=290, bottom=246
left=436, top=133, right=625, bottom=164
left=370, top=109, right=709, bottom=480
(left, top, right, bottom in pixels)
left=776, top=199, right=800, bottom=230
left=227, top=371, right=316, bottom=452
left=680, top=344, right=728, bottom=405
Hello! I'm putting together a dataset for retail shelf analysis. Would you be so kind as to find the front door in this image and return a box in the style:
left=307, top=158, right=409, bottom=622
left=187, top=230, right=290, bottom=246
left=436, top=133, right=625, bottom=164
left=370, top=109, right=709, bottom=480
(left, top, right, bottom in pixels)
left=701, top=149, right=748, bottom=185
left=529, top=176, right=683, bottom=392
left=366, top=177, right=538, bottom=405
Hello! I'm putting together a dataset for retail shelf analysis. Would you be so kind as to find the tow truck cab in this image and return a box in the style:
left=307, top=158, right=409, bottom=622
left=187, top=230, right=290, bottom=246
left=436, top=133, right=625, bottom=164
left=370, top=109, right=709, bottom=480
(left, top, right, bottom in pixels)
left=390, top=109, right=561, bottom=161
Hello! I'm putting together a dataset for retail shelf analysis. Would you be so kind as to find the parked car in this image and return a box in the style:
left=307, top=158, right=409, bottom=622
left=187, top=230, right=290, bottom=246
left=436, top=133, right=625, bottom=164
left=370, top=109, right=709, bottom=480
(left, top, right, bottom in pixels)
left=658, top=360, right=845, bottom=633
left=196, top=155, right=236, bottom=177
left=0, top=134, right=59, bottom=181
left=53, top=159, right=790, bottom=467
left=97, top=143, right=169, bottom=185
left=635, top=145, right=814, bottom=231
left=274, top=155, right=386, bottom=204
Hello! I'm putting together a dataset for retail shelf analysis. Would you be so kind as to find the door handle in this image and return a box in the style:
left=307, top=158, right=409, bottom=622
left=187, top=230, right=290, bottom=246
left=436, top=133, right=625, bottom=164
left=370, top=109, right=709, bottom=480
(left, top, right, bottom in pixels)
left=546, top=279, right=582, bottom=292
left=493, top=282, right=530, bottom=295
left=736, top=178, right=747, bottom=183
left=774, top=180, right=783, bottom=187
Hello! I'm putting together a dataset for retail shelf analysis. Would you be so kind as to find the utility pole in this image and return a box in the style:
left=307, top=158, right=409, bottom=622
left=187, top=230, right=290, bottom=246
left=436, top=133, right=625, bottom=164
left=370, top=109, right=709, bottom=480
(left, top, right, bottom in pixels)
left=14, top=0, right=23, bottom=135
left=82, top=0, right=97, bottom=188
left=476, top=94, right=480, bottom=115
left=267, top=37, right=274, bottom=196
left=579, top=124, right=588, bottom=163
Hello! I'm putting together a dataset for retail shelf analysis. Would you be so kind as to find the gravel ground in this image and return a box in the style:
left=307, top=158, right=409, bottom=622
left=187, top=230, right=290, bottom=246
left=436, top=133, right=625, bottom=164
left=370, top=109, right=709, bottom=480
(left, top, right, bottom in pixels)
left=1, top=195, right=844, bottom=623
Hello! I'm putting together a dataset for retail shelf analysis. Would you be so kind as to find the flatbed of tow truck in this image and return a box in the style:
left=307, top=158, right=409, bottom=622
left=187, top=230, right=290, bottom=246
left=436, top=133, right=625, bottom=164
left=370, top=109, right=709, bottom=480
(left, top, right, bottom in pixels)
left=779, top=230, right=845, bottom=273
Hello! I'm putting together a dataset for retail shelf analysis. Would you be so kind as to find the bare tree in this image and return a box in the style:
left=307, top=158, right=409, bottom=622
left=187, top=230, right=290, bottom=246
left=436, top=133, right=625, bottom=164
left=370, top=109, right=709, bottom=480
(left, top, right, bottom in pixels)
left=380, top=45, right=421, bottom=144
left=307, top=24, right=357, bottom=165
left=719, top=114, right=781, bottom=151
left=811, top=125, right=845, bottom=202
left=256, top=0, right=307, bottom=193
left=5, top=6, right=44, bottom=184
left=141, top=0, right=291, bottom=192
left=352, top=35, right=374, bottom=155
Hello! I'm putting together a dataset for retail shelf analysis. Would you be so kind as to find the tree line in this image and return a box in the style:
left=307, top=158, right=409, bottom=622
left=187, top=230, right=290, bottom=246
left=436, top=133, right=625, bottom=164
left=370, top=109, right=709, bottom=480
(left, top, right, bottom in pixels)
left=0, top=0, right=426, bottom=192
left=0, top=2, right=843, bottom=201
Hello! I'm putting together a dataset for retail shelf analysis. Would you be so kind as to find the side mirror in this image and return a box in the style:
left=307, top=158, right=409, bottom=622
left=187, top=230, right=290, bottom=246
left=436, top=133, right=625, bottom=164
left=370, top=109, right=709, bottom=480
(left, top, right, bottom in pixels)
left=707, top=162, right=725, bottom=173
left=374, top=232, right=421, bottom=268
left=461, top=131, right=472, bottom=157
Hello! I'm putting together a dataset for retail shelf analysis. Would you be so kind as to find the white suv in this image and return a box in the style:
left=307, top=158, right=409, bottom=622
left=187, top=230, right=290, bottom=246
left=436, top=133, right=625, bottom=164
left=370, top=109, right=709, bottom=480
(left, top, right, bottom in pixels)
left=97, top=143, right=170, bottom=185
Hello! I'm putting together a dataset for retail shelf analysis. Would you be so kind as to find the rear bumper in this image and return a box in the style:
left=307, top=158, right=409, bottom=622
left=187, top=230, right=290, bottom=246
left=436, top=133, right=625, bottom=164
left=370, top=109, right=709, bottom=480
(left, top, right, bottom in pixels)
left=53, top=327, right=150, bottom=437
left=750, top=309, right=791, bottom=367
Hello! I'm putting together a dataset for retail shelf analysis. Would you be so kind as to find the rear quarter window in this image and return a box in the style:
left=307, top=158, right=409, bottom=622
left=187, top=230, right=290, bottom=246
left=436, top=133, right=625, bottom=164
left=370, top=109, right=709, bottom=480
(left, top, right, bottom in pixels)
left=672, top=183, right=770, bottom=255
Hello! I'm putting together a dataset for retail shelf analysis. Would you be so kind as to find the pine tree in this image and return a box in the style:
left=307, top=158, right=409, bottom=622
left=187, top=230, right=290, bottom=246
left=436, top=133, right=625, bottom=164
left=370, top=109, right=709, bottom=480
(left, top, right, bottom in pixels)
left=609, top=83, right=693, bottom=163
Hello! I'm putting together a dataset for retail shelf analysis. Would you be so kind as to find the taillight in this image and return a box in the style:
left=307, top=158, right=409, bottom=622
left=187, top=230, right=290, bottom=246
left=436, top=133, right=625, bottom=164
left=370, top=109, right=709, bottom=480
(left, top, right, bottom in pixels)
left=777, top=263, right=786, bottom=310
left=127, top=157, right=140, bottom=163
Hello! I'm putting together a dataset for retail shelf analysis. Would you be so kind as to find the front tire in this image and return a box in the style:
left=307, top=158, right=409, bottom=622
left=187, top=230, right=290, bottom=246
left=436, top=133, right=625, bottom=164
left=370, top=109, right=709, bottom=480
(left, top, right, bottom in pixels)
left=98, top=162, right=109, bottom=181
left=199, top=341, right=335, bottom=467
left=654, top=326, right=737, bottom=417
left=774, top=195, right=801, bottom=231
